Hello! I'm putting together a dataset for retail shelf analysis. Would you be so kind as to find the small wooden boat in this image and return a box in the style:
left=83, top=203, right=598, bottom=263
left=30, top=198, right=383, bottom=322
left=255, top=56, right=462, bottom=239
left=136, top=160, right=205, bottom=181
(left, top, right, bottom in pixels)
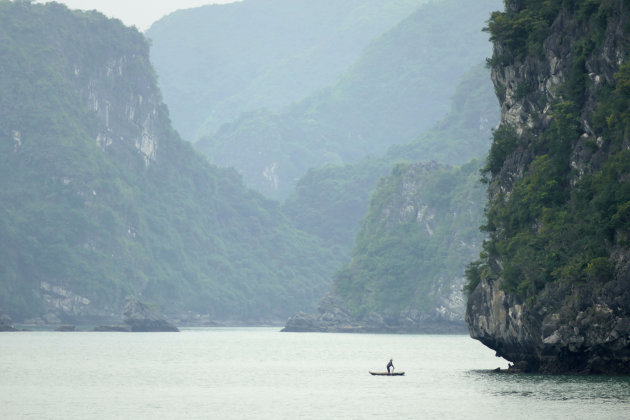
left=369, top=371, right=405, bottom=376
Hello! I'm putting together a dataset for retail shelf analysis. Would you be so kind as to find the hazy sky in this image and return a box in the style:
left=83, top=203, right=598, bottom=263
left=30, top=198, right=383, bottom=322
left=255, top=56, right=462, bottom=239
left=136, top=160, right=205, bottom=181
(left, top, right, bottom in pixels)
left=36, top=0, right=241, bottom=31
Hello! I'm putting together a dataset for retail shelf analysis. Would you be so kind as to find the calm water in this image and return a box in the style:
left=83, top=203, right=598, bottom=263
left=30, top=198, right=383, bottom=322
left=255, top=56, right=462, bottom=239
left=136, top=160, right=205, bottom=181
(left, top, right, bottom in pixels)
left=1, top=328, right=629, bottom=419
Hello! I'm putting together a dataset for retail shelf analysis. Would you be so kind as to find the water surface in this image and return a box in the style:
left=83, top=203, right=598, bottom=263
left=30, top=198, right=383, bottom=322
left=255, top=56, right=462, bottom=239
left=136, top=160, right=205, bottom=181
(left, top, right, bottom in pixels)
left=1, top=328, right=628, bottom=419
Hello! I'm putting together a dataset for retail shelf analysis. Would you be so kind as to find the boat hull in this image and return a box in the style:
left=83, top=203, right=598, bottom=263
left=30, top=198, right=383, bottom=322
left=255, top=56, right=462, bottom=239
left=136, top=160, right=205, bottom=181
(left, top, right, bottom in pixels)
left=369, top=371, right=405, bottom=376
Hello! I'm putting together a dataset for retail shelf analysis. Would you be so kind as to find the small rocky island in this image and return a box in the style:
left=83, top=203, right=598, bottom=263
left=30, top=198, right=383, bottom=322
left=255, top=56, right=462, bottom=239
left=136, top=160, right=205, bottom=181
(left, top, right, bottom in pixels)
left=0, top=312, right=17, bottom=331
left=95, top=296, right=179, bottom=332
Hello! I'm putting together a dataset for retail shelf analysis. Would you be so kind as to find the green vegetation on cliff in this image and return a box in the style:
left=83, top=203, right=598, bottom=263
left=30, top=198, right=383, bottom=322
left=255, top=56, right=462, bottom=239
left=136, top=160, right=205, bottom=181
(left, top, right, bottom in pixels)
left=333, top=160, right=486, bottom=318
left=0, top=1, right=338, bottom=321
left=467, top=0, right=630, bottom=298
left=485, top=0, right=619, bottom=65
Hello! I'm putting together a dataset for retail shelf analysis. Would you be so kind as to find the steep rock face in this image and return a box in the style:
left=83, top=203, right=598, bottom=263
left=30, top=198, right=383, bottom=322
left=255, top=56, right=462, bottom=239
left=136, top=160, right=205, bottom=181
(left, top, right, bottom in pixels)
left=468, top=274, right=630, bottom=373
left=285, top=161, right=485, bottom=333
left=489, top=5, right=628, bottom=194
left=0, top=2, right=164, bottom=321
left=466, top=0, right=630, bottom=373
left=84, top=55, right=160, bottom=167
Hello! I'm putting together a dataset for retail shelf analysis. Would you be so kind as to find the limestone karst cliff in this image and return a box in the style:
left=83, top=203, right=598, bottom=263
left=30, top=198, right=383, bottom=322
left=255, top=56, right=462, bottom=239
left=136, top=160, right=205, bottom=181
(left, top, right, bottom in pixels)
left=284, top=160, right=486, bottom=333
left=466, top=0, right=630, bottom=373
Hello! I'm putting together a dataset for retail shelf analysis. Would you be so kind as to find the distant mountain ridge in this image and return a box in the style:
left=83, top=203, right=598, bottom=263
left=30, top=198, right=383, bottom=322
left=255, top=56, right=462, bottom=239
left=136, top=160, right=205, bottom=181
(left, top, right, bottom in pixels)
left=147, top=0, right=433, bottom=142
left=194, top=0, right=503, bottom=199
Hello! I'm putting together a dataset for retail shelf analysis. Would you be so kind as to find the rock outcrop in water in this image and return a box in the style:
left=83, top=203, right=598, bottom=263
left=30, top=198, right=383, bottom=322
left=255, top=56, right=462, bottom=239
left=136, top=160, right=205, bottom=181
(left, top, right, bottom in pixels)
left=55, top=324, right=77, bottom=332
left=95, top=296, right=179, bottom=332
left=0, top=312, right=17, bottom=331
left=466, top=0, right=630, bottom=374
left=122, top=296, right=179, bottom=332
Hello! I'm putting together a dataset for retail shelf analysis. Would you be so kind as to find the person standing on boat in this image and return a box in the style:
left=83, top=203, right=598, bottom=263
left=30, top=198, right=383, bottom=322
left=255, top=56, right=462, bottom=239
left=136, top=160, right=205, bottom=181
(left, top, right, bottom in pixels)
left=386, top=358, right=394, bottom=374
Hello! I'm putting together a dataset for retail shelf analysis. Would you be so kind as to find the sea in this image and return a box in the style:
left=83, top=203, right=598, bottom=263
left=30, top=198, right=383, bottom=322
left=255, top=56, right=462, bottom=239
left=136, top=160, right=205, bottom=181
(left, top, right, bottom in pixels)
left=1, top=327, right=629, bottom=419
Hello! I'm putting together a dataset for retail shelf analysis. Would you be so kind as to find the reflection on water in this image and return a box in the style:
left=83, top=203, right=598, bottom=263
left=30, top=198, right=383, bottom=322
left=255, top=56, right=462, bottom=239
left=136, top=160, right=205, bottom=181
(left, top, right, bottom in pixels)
left=495, top=374, right=630, bottom=401
left=471, top=371, right=630, bottom=402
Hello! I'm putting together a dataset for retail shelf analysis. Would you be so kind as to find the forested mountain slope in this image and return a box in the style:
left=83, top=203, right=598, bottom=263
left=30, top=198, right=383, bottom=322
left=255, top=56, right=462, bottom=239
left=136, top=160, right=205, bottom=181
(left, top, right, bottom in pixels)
left=147, top=0, right=432, bottom=142
left=196, top=0, right=502, bottom=199
left=466, top=0, right=630, bottom=374
left=0, top=1, right=338, bottom=324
